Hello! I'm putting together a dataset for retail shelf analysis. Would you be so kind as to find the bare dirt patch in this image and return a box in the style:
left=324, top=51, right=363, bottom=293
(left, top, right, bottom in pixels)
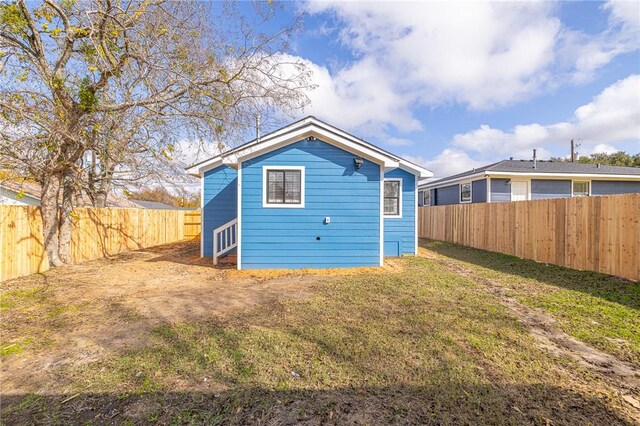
left=0, top=241, right=339, bottom=395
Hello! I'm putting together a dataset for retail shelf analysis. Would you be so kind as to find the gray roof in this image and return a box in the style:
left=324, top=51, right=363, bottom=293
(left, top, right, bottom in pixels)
left=129, top=199, right=176, bottom=210
left=421, top=160, right=640, bottom=188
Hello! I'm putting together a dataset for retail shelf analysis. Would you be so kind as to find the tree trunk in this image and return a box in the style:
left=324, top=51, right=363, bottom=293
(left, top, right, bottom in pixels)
left=40, top=173, right=64, bottom=267
left=58, top=168, right=76, bottom=264
left=93, top=190, right=108, bottom=208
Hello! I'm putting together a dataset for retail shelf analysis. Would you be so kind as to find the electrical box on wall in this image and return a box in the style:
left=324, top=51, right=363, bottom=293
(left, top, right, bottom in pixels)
left=324, top=216, right=331, bottom=224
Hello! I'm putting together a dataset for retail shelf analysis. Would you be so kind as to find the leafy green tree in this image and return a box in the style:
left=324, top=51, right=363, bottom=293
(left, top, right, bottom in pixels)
left=1, top=0, right=312, bottom=266
left=577, top=151, right=640, bottom=167
left=550, top=151, right=640, bottom=167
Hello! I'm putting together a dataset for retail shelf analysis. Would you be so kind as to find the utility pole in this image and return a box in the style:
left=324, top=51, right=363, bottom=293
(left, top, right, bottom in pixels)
left=570, top=139, right=575, bottom=162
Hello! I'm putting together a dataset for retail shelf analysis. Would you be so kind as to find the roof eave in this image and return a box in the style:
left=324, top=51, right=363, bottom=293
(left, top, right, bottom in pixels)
left=419, top=171, right=487, bottom=189
left=186, top=119, right=407, bottom=176
left=486, top=171, right=640, bottom=179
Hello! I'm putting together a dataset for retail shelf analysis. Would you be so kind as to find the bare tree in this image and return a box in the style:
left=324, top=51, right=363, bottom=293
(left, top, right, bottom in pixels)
left=1, top=0, right=313, bottom=266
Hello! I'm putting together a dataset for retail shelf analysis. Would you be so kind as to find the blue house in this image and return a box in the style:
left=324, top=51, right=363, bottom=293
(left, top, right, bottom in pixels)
left=187, top=117, right=432, bottom=269
left=418, top=159, right=640, bottom=206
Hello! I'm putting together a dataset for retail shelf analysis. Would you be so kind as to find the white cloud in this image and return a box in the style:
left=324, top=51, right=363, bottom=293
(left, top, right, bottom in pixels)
left=291, top=55, right=422, bottom=132
left=296, top=1, right=638, bottom=134
left=558, top=1, right=639, bottom=83
left=451, top=74, right=640, bottom=160
left=604, top=0, right=640, bottom=31
left=589, top=143, right=620, bottom=155
left=404, top=149, right=484, bottom=178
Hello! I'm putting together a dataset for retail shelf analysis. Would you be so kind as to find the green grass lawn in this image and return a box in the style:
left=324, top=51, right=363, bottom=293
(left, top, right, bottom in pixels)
left=425, top=240, right=640, bottom=366
left=1, top=241, right=638, bottom=424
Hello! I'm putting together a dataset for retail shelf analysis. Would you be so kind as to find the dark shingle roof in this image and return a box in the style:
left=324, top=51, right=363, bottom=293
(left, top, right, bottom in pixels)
left=421, top=160, right=640, bottom=188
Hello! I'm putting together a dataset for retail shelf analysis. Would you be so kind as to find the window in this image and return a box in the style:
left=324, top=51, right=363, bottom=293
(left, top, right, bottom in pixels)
left=384, top=179, right=402, bottom=217
left=423, top=190, right=431, bottom=206
left=573, top=181, right=589, bottom=197
left=263, top=166, right=305, bottom=208
left=460, top=182, right=472, bottom=203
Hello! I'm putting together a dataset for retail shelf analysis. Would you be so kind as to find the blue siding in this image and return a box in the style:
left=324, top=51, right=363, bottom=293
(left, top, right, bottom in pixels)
left=472, top=179, right=487, bottom=203
left=592, top=180, right=640, bottom=195
left=490, top=178, right=511, bottom=202
left=384, top=169, right=416, bottom=256
left=240, top=139, right=381, bottom=269
left=531, top=179, right=571, bottom=200
left=203, top=166, right=237, bottom=257
left=435, top=184, right=459, bottom=205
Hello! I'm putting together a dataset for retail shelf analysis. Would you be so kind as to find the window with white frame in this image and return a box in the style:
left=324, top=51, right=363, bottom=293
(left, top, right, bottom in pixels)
left=460, top=182, right=472, bottom=203
left=423, top=190, right=431, bottom=206
left=263, top=166, right=305, bottom=207
left=573, top=181, right=589, bottom=197
left=384, top=179, right=402, bottom=217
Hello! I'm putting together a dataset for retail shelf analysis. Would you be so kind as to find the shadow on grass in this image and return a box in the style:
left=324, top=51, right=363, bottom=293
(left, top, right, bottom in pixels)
left=2, top=383, right=634, bottom=425
left=421, top=239, right=640, bottom=312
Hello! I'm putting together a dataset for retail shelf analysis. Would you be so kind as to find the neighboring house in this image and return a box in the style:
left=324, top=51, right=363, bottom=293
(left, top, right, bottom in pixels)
left=0, top=182, right=41, bottom=206
left=129, top=199, right=177, bottom=210
left=187, top=116, right=432, bottom=270
left=0, top=180, right=140, bottom=208
left=418, top=160, right=640, bottom=206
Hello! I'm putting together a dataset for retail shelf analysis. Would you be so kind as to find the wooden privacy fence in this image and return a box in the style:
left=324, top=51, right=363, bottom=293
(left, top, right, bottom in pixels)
left=0, top=206, right=201, bottom=282
left=418, top=193, right=640, bottom=281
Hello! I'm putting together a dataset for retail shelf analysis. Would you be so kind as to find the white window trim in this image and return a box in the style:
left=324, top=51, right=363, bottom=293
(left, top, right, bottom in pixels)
left=262, top=165, right=305, bottom=208
left=384, top=178, right=403, bottom=218
left=460, top=181, right=472, bottom=203
left=572, top=180, right=591, bottom=197
left=423, top=190, right=431, bottom=206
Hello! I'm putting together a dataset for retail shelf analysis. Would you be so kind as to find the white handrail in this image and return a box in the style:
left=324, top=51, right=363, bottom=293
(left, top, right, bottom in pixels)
left=213, top=218, right=238, bottom=265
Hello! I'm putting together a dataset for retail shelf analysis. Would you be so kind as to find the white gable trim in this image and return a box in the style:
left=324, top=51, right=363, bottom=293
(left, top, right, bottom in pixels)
left=237, top=126, right=397, bottom=168
left=186, top=117, right=432, bottom=178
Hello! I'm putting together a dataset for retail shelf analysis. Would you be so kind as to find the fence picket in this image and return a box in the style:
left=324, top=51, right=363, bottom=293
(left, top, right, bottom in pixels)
left=0, top=207, right=201, bottom=281
left=418, top=194, right=639, bottom=281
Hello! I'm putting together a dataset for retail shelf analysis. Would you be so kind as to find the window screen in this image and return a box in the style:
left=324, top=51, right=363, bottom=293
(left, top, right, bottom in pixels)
left=423, top=190, right=431, bottom=206
left=267, top=170, right=301, bottom=204
left=460, top=183, right=471, bottom=203
left=573, top=181, right=589, bottom=197
left=384, top=180, right=400, bottom=216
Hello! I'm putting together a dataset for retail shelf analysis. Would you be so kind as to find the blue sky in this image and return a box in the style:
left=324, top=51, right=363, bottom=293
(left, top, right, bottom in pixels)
left=238, top=0, right=639, bottom=177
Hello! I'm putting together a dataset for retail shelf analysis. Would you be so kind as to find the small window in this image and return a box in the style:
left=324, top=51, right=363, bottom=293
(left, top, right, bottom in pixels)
left=573, top=181, right=589, bottom=197
left=263, top=167, right=305, bottom=208
left=460, top=183, right=471, bottom=203
left=423, top=190, right=431, bottom=206
left=384, top=179, right=402, bottom=217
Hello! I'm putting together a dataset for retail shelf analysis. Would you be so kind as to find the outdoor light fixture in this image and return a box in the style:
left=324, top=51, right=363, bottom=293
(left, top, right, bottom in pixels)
left=354, top=156, right=364, bottom=169
left=307, top=136, right=317, bottom=141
